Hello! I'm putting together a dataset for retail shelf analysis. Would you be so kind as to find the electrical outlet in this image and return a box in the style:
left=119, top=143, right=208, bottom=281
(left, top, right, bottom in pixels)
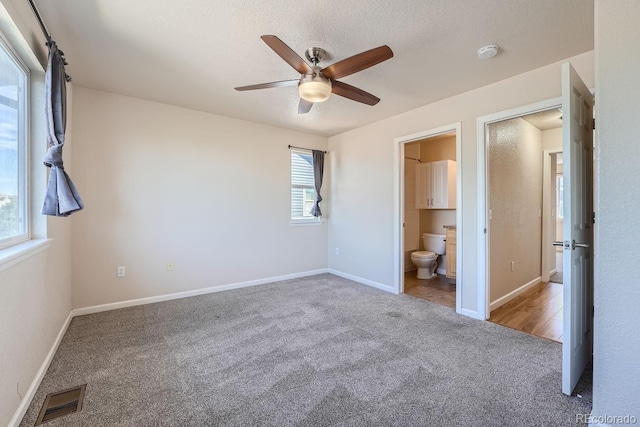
left=511, top=261, right=515, bottom=272
left=167, top=262, right=174, bottom=271
left=335, top=248, right=340, bottom=255
left=117, top=266, right=126, bottom=277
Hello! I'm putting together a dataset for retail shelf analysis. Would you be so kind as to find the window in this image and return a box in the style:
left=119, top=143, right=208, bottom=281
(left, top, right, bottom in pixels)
left=0, top=35, right=28, bottom=248
left=290, top=149, right=318, bottom=223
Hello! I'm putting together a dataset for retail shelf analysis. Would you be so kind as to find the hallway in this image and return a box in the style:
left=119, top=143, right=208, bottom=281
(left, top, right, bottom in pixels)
left=489, top=281, right=563, bottom=342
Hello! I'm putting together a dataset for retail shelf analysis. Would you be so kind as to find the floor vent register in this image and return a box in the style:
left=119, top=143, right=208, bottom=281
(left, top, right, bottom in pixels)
left=35, top=384, right=86, bottom=425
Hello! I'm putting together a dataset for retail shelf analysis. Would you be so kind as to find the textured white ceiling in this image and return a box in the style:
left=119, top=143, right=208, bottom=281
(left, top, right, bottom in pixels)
left=35, top=0, right=593, bottom=136
left=522, top=108, right=563, bottom=131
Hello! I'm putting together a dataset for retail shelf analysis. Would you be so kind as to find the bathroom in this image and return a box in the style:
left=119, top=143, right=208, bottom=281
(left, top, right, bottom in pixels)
left=403, top=133, right=457, bottom=308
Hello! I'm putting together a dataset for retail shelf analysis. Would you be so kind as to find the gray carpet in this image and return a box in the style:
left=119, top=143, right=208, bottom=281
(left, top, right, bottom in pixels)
left=21, top=274, right=591, bottom=426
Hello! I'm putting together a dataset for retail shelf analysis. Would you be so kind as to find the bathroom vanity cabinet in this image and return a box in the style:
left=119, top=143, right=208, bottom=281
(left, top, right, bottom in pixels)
left=445, top=227, right=456, bottom=280
left=415, top=160, right=456, bottom=209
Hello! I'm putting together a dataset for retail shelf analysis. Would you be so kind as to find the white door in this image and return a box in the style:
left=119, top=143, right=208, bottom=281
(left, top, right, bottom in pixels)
left=561, top=62, right=594, bottom=395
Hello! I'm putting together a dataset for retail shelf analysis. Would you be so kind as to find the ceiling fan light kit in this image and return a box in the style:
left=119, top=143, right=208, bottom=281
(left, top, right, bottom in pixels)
left=235, top=35, right=393, bottom=114
left=299, top=73, right=332, bottom=102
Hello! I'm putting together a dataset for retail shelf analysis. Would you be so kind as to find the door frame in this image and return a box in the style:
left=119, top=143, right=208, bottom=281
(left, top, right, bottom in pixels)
left=476, top=97, right=561, bottom=320
left=393, top=122, right=462, bottom=314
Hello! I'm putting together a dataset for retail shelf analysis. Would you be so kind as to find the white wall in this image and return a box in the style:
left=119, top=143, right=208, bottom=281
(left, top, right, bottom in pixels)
left=328, top=51, right=593, bottom=315
left=592, top=0, right=640, bottom=420
left=542, top=127, right=562, bottom=151
left=0, top=226, right=72, bottom=425
left=70, top=87, right=328, bottom=309
left=0, top=1, right=73, bottom=425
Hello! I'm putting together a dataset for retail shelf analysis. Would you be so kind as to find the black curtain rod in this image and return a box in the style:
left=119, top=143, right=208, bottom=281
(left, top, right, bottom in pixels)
left=27, top=0, right=52, bottom=45
left=27, top=0, right=72, bottom=81
left=288, top=145, right=328, bottom=154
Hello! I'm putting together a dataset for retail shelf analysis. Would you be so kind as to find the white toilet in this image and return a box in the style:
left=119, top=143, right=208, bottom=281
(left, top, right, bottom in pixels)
left=410, top=233, right=446, bottom=280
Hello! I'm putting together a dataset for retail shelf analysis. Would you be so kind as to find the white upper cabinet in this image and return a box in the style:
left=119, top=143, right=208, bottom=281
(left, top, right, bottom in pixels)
left=415, top=160, right=456, bottom=209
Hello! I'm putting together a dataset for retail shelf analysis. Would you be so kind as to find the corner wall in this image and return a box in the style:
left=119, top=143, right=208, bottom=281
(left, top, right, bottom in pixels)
left=327, top=51, right=593, bottom=316
left=592, top=0, right=640, bottom=421
left=0, top=1, right=73, bottom=425
left=70, top=87, right=328, bottom=309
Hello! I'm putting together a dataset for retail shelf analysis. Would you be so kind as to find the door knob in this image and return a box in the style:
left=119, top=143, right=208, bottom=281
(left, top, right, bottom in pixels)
left=554, top=240, right=590, bottom=250
left=572, top=240, right=590, bottom=249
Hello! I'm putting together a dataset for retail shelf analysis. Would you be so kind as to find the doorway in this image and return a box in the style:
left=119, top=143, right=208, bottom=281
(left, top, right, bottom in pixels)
left=403, top=134, right=457, bottom=308
left=477, top=64, right=594, bottom=396
left=394, top=123, right=462, bottom=313
left=483, top=108, right=565, bottom=342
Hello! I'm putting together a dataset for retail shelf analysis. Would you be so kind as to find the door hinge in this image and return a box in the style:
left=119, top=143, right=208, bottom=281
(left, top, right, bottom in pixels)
left=592, top=118, right=596, bottom=130
left=592, top=211, right=596, bottom=224
left=592, top=306, right=595, bottom=317
left=484, top=228, right=487, bottom=234
left=402, top=222, right=405, bottom=228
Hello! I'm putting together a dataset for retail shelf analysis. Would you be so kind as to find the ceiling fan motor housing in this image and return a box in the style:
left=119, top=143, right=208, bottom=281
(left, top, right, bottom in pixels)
left=305, top=47, right=327, bottom=65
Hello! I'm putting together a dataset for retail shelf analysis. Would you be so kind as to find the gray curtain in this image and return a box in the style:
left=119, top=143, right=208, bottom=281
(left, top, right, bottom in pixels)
left=42, top=41, right=83, bottom=217
left=310, top=150, right=324, bottom=217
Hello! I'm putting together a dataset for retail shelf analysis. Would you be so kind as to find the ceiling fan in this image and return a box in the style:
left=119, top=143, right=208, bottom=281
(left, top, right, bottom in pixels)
left=235, top=35, right=393, bottom=114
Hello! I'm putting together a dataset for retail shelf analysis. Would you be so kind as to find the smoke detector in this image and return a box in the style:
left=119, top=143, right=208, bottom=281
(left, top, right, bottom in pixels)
left=477, top=44, right=499, bottom=60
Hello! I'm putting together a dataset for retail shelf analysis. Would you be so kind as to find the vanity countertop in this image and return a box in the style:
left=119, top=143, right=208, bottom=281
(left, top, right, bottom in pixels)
left=443, top=225, right=457, bottom=229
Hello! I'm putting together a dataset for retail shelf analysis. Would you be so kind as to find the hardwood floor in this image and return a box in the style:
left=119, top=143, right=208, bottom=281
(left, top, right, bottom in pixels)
left=404, top=271, right=456, bottom=308
left=489, top=281, right=563, bottom=343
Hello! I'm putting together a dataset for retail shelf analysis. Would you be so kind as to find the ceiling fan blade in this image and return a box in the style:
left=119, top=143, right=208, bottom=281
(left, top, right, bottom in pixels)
left=261, top=35, right=313, bottom=75
left=298, top=98, right=313, bottom=114
left=331, top=80, right=380, bottom=106
left=322, top=45, right=393, bottom=80
left=235, top=79, right=299, bottom=91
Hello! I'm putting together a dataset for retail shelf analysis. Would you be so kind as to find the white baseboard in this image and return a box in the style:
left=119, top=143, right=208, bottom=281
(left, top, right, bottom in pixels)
left=550, top=268, right=557, bottom=275
left=489, top=276, right=542, bottom=311
left=328, top=269, right=397, bottom=294
left=437, top=267, right=446, bottom=275
left=9, top=311, right=73, bottom=427
left=73, top=269, right=329, bottom=316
